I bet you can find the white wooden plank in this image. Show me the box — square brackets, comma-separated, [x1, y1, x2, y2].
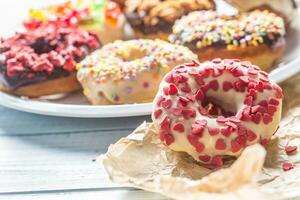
[2, 189, 168, 200]
[0, 106, 150, 135]
[0, 130, 132, 193]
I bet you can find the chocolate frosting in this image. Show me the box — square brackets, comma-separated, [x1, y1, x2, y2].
[0, 22, 100, 90]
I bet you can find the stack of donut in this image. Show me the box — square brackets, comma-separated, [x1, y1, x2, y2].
[0, 0, 288, 169]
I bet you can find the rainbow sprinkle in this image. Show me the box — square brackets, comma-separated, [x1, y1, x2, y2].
[77, 39, 197, 83]
[169, 10, 286, 50]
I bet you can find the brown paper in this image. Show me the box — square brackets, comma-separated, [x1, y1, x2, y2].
[101, 74, 300, 200]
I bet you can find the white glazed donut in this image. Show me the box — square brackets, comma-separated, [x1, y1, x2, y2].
[77, 39, 197, 104]
[152, 58, 283, 167]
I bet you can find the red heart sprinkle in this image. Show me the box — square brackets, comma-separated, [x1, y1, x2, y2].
[244, 96, 253, 106]
[164, 73, 174, 83]
[199, 155, 211, 162]
[195, 88, 204, 100]
[195, 142, 205, 153]
[211, 155, 223, 167]
[260, 139, 269, 146]
[165, 134, 175, 145]
[235, 135, 247, 146]
[215, 139, 227, 150]
[251, 113, 261, 124]
[173, 122, 185, 132]
[154, 109, 162, 119]
[223, 81, 233, 91]
[285, 146, 297, 154]
[163, 87, 169, 95]
[156, 96, 165, 106]
[263, 113, 272, 124]
[187, 134, 199, 146]
[231, 140, 242, 153]
[282, 162, 294, 171]
[160, 116, 170, 131]
[216, 116, 228, 123]
[168, 84, 178, 95]
[209, 80, 219, 91]
[180, 82, 191, 93]
[268, 104, 277, 115]
[208, 127, 219, 135]
[182, 108, 196, 119]
[247, 130, 257, 142]
[161, 99, 172, 109]
[269, 97, 279, 106]
[259, 100, 268, 107]
[191, 124, 204, 136]
[220, 127, 231, 137]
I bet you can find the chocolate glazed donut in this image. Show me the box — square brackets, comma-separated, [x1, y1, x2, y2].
[0, 22, 100, 97]
[124, 0, 215, 40]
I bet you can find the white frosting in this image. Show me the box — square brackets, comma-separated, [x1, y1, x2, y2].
[77, 39, 197, 104]
[152, 59, 283, 165]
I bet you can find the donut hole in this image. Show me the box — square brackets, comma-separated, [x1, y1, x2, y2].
[122, 47, 147, 61]
[201, 97, 237, 118]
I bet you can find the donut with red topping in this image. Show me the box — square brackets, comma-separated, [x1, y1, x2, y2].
[0, 21, 100, 97]
[169, 10, 286, 70]
[152, 59, 283, 167]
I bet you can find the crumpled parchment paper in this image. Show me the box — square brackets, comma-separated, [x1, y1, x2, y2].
[101, 74, 300, 200]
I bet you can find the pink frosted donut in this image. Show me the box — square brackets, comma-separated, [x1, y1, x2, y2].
[152, 58, 283, 167]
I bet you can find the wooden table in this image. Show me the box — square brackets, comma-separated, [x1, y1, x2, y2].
[0, 106, 168, 199]
[0, 2, 166, 198]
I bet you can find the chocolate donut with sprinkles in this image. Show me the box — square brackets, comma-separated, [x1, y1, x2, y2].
[169, 10, 286, 70]
[0, 21, 100, 97]
[76, 39, 197, 105]
[152, 58, 283, 167]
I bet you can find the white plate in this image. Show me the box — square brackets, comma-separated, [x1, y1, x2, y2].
[1, 7, 300, 118]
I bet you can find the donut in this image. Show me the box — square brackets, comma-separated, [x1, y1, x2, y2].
[26, 0, 125, 44]
[76, 39, 197, 105]
[123, 0, 215, 40]
[0, 21, 100, 97]
[169, 10, 286, 70]
[152, 59, 283, 167]
[224, 0, 298, 26]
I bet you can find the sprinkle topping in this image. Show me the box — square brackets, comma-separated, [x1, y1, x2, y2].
[152, 58, 283, 167]
[77, 39, 197, 83]
[169, 10, 286, 50]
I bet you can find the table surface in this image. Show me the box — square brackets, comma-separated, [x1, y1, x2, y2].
[0, 106, 169, 200]
[1, 1, 300, 200]
[0, 1, 167, 199]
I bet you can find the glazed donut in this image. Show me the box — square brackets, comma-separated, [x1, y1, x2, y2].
[0, 22, 100, 97]
[26, 0, 125, 44]
[152, 59, 283, 167]
[76, 39, 197, 105]
[169, 10, 286, 70]
[124, 0, 215, 40]
[224, 0, 298, 26]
